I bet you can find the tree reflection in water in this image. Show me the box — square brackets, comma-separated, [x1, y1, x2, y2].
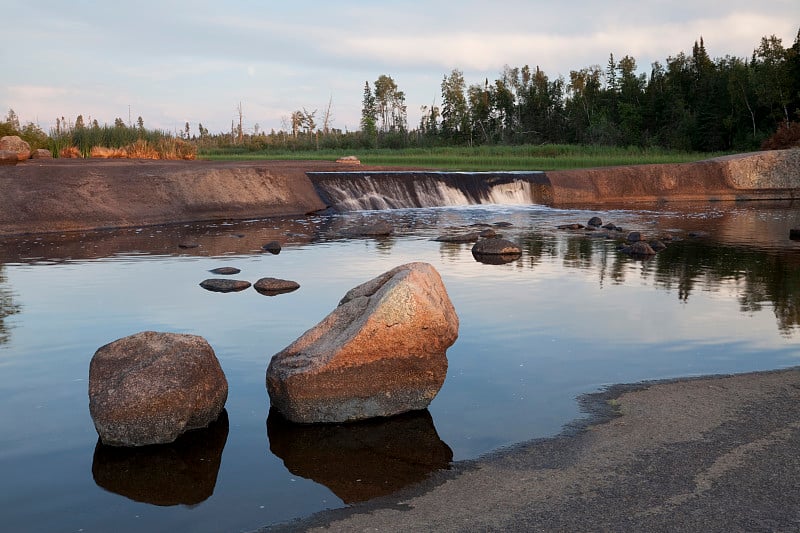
[516, 230, 800, 334]
[0, 265, 20, 346]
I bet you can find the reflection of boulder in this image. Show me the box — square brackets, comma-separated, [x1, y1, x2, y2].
[473, 252, 521, 265]
[92, 410, 228, 506]
[267, 409, 452, 504]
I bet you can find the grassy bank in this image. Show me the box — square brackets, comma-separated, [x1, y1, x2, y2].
[199, 144, 731, 171]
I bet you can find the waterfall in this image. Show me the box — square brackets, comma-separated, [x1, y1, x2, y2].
[307, 171, 552, 211]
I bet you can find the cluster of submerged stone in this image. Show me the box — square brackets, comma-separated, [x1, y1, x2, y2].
[88, 262, 459, 446]
[558, 216, 670, 257]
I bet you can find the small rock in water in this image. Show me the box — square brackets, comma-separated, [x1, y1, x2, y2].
[262, 241, 282, 254]
[493, 221, 513, 227]
[178, 242, 200, 249]
[557, 223, 584, 230]
[435, 232, 481, 243]
[200, 279, 251, 293]
[254, 277, 300, 296]
[209, 267, 241, 275]
[471, 238, 522, 258]
[649, 240, 667, 252]
[587, 216, 603, 227]
[619, 241, 657, 257]
[626, 231, 642, 242]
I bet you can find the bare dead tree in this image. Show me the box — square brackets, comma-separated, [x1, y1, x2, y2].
[236, 101, 244, 144]
[321, 95, 334, 135]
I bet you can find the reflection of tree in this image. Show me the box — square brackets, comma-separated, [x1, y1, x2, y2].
[0, 265, 21, 346]
[515, 232, 800, 334]
[562, 235, 595, 270]
[519, 233, 557, 270]
[647, 241, 800, 331]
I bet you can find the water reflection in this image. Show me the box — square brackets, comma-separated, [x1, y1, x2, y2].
[0, 265, 20, 345]
[92, 410, 228, 506]
[267, 409, 452, 503]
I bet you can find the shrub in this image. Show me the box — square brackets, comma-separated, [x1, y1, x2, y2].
[125, 139, 160, 159]
[90, 146, 127, 158]
[59, 146, 82, 158]
[157, 138, 197, 160]
[761, 122, 800, 150]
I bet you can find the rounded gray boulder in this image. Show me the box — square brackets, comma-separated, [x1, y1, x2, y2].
[88, 331, 228, 446]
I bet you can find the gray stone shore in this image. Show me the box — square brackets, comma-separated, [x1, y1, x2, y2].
[259, 367, 800, 532]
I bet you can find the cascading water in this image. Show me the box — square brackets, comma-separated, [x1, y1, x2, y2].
[307, 171, 553, 211]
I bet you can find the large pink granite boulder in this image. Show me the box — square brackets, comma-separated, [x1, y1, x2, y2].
[89, 331, 228, 446]
[0, 135, 31, 160]
[267, 262, 459, 423]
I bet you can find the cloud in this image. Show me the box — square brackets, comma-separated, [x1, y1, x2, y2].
[1, 1, 797, 134]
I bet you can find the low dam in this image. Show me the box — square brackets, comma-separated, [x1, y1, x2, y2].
[307, 171, 552, 210]
[0, 149, 798, 235]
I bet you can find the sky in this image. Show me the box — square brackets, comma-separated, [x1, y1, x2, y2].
[2, 1, 798, 136]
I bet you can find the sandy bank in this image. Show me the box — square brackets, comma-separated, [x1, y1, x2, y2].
[262, 367, 800, 532]
[0, 159, 338, 236]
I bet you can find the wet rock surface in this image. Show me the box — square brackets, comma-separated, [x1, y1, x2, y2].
[471, 238, 522, 256]
[88, 331, 228, 446]
[270, 369, 800, 533]
[262, 241, 282, 254]
[254, 277, 300, 295]
[266, 262, 458, 423]
[209, 266, 241, 275]
[200, 278, 252, 292]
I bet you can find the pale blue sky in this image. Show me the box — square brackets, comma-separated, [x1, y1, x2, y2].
[2, 0, 797, 136]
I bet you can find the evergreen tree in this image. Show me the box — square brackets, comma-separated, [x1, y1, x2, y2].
[360, 81, 377, 134]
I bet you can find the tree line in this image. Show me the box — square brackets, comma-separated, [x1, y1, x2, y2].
[374, 31, 799, 152]
[214, 29, 800, 153]
[2, 29, 798, 155]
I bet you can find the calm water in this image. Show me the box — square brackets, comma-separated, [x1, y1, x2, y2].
[1, 201, 799, 532]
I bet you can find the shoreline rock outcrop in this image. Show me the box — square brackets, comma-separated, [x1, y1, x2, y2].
[266, 262, 459, 424]
[0, 135, 31, 161]
[88, 331, 228, 446]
